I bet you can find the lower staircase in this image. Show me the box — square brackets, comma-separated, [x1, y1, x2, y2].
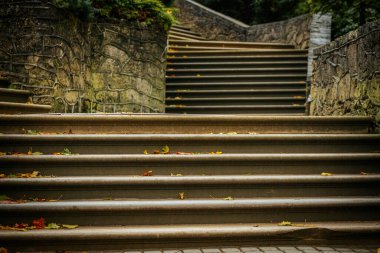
[166, 25, 307, 115]
[0, 77, 51, 114]
[0, 114, 379, 250]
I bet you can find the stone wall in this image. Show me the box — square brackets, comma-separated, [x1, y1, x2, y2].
[247, 14, 313, 49]
[310, 20, 380, 128]
[173, 0, 248, 41]
[0, 0, 167, 113]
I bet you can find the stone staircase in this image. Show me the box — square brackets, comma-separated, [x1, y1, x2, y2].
[0, 114, 379, 250]
[166, 25, 307, 114]
[0, 78, 51, 114]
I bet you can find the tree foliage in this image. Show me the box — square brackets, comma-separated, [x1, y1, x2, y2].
[195, 0, 379, 38]
[52, 0, 176, 31]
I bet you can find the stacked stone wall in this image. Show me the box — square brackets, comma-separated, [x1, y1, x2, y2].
[310, 20, 380, 128]
[0, 0, 167, 113]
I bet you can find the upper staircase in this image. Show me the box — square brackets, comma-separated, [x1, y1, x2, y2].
[0, 78, 51, 114]
[166, 25, 308, 115]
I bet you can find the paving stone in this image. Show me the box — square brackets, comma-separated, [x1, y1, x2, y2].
[221, 248, 242, 253]
[316, 248, 334, 251]
[353, 250, 371, 253]
[124, 251, 142, 253]
[297, 247, 317, 251]
[163, 251, 182, 253]
[259, 248, 278, 251]
[144, 251, 162, 253]
[240, 248, 262, 253]
[202, 249, 222, 253]
[279, 248, 298, 251]
[333, 249, 353, 252]
[183, 250, 202, 253]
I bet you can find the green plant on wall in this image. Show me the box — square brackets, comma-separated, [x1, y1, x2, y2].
[52, 0, 175, 31]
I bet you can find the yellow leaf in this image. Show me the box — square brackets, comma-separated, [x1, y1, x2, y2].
[144, 149, 149, 155]
[226, 132, 238, 135]
[61, 224, 78, 229]
[321, 172, 334, 176]
[162, 145, 170, 154]
[179, 192, 185, 200]
[224, 196, 234, 200]
[171, 173, 183, 177]
[0, 152, 5, 156]
[278, 221, 292, 226]
[174, 96, 182, 100]
[0, 174, 5, 178]
[196, 74, 202, 77]
[182, 55, 188, 58]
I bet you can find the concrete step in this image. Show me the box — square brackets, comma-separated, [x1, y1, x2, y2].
[169, 34, 202, 41]
[2, 175, 380, 200]
[165, 97, 306, 106]
[0, 78, 10, 88]
[167, 61, 308, 69]
[166, 81, 307, 90]
[0, 153, 378, 176]
[166, 68, 307, 76]
[1, 197, 379, 225]
[166, 74, 307, 83]
[166, 89, 306, 98]
[170, 27, 202, 37]
[1, 222, 379, 250]
[169, 31, 205, 40]
[168, 40, 295, 50]
[0, 88, 32, 103]
[167, 55, 308, 63]
[2, 134, 379, 154]
[0, 101, 51, 114]
[167, 50, 308, 57]
[165, 104, 306, 114]
[0, 115, 372, 134]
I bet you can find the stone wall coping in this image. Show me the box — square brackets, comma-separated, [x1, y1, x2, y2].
[248, 14, 312, 30]
[183, 0, 249, 28]
[313, 19, 380, 56]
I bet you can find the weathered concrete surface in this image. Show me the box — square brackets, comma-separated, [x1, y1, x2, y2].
[310, 20, 380, 129]
[0, 1, 167, 113]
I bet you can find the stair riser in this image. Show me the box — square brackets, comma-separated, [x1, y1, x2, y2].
[170, 28, 201, 36]
[0, 116, 372, 134]
[166, 92, 306, 98]
[167, 62, 308, 69]
[2, 183, 380, 200]
[0, 93, 30, 103]
[166, 83, 306, 90]
[1, 206, 379, 225]
[1, 158, 378, 176]
[168, 51, 307, 57]
[2, 138, 379, 154]
[166, 99, 305, 106]
[0, 105, 50, 114]
[167, 57, 308, 63]
[166, 76, 307, 83]
[165, 107, 306, 114]
[166, 69, 307, 76]
[168, 43, 294, 50]
[169, 31, 205, 40]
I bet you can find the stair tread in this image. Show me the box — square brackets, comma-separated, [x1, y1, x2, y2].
[0, 88, 32, 95]
[166, 67, 308, 72]
[166, 105, 306, 108]
[1, 221, 379, 239]
[0, 101, 51, 109]
[166, 74, 307, 79]
[1, 198, 380, 213]
[167, 62, 307, 67]
[168, 39, 294, 47]
[166, 97, 306, 101]
[167, 89, 306, 93]
[2, 174, 380, 186]
[169, 35, 203, 41]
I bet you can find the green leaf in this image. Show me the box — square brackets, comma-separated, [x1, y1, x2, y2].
[62, 224, 78, 229]
[46, 223, 60, 229]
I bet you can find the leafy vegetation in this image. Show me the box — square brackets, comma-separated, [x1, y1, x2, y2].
[52, 0, 176, 31]
[195, 0, 379, 38]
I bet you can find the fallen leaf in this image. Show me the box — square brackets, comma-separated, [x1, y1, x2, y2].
[293, 96, 304, 99]
[171, 173, 183, 177]
[61, 224, 78, 229]
[179, 192, 185, 200]
[224, 196, 234, 200]
[278, 221, 292, 226]
[174, 96, 182, 100]
[196, 74, 202, 77]
[182, 55, 188, 58]
[46, 223, 60, 229]
[209, 151, 223, 155]
[143, 149, 149, 155]
[0, 152, 6, 156]
[143, 170, 153, 176]
[226, 132, 238, 135]
[321, 172, 334, 176]
[15, 223, 28, 229]
[32, 217, 45, 229]
[162, 145, 170, 154]
[0, 174, 5, 178]
[176, 152, 193, 155]
[360, 172, 368, 175]
[16, 171, 40, 178]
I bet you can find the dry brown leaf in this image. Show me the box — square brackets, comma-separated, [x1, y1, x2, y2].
[179, 192, 185, 200]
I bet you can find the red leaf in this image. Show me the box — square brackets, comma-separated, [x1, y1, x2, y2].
[143, 170, 153, 176]
[15, 223, 28, 229]
[32, 217, 45, 229]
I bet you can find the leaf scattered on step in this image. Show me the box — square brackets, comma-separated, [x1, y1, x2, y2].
[143, 170, 153, 176]
[226, 132, 238, 135]
[208, 151, 223, 155]
[52, 148, 77, 156]
[61, 224, 79, 229]
[321, 172, 334, 176]
[182, 55, 188, 58]
[360, 172, 368, 175]
[196, 74, 201, 77]
[162, 145, 170, 154]
[176, 152, 194, 155]
[224, 196, 234, 200]
[174, 96, 182, 100]
[46, 223, 60, 229]
[33, 217, 45, 229]
[22, 129, 40, 135]
[179, 192, 185, 200]
[144, 149, 149, 155]
[171, 173, 183, 177]
[0, 171, 54, 179]
[293, 96, 304, 99]
[278, 221, 292, 226]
